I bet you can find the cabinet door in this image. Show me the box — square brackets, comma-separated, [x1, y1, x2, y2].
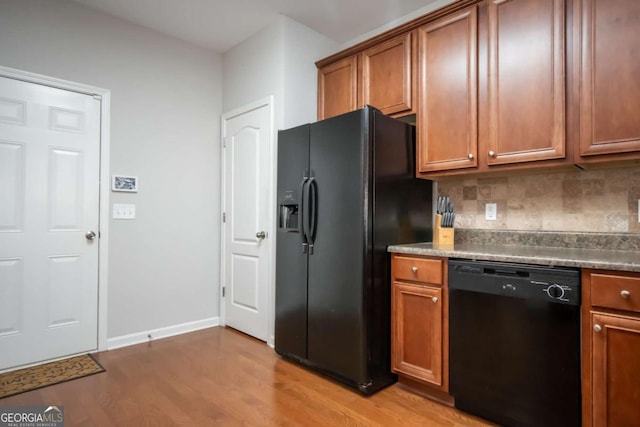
[486, 0, 565, 165]
[417, 7, 478, 173]
[591, 312, 640, 427]
[361, 32, 415, 117]
[391, 282, 442, 386]
[317, 56, 359, 120]
[579, 0, 640, 157]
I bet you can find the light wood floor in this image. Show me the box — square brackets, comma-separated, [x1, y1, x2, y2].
[3, 327, 492, 426]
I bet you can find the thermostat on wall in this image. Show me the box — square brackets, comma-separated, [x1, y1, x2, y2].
[112, 175, 138, 192]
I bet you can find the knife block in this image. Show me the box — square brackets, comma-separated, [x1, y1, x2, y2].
[433, 214, 454, 248]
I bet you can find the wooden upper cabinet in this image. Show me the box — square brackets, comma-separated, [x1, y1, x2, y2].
[578, 0, 640, 158]
[485, 0, 566, 165]
[318, 31, 416, 120]
[361, 32, 416, 117]
[417, 7, 478, 173]
[317, 55, 358, 120]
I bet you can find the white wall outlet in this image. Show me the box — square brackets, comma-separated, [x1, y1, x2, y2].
[113, 203, 136, 219]
[485, 203, 497, 221]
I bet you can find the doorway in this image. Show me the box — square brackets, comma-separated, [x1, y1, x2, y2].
[0, 66, 110, 371]
[220, 97, 274, 344]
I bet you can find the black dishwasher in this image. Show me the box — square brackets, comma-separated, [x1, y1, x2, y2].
[448, 259, 581, 427]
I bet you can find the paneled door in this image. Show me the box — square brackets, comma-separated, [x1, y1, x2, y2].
[578, 0, 640, 157]
[0, 76, 100, 370]
[485, 0, 566, 165]
[317, 56, 359, 120]
[417, 6, 478, 173]
[222, 98, 272, 342]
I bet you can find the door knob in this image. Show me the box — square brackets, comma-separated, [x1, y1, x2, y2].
[593, 324, 602, 333]
[621, 290, 631, 299]
[468, 153, 474, 160]
[432, 296, 439, 304]
[488, 150, 496, 157]
[85, 231, 97, 240]
[256, 231, 266, 240]
[411, 266, 418, 273]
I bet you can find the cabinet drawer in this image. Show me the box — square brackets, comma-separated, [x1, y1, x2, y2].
[591, 273, 640, 313]
[392, 255, 442, 285]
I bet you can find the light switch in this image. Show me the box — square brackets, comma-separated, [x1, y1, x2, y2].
[113, 203, 136, 219]
[485, 203, 497, 221]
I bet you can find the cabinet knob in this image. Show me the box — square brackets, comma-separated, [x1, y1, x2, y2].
[488, 150, 496, 157]
[411, 266, 418, 273]
[593, 324, 602, 333]
[432, 296, 438, 304]
[468, 153, 474, 160]
[621, 290, 631, 299]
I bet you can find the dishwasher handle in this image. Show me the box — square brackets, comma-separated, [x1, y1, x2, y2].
[483, 268, 530, 278]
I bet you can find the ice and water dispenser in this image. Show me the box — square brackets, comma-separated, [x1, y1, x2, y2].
[279, 190, 299, 232]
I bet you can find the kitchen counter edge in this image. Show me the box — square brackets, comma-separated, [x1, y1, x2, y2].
[387, 242, 640, 273]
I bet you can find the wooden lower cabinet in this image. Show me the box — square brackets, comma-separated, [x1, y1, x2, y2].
[590, 312, 640, 426]
[391, 254, 449, 400]
[392, 282, 442, 385]
[582, 269, 640, 426]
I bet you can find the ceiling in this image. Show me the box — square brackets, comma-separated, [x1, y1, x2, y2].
[70, 0, 447, 53]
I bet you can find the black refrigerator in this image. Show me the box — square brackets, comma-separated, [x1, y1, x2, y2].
[275, 106, 432, 395]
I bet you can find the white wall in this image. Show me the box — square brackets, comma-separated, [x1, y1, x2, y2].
[223, 16, 338, 129]
[340, 0, 456, 49]
[282, 18, 339, 129]
[0, 0, 223, 340]
[223, 17, 286, 128]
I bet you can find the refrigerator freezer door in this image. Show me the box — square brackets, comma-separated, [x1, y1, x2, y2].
[307, 110, 368, 385]
[275, 124, 310, 360]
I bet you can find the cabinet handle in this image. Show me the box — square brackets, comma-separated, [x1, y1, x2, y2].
[593, 324, 602, 333]
[432, 296, 438, 304]
[468, 153, 474, 160]
[411, 266, 418, 273]
[488, 150, 496, 157]
[621, 290, 631, 299]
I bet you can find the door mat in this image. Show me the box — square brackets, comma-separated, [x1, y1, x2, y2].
[0, 354, 105, 399]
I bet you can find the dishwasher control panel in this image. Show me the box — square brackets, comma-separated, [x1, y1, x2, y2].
[532, 280, 578, 304]
[449, 259, 581, 306]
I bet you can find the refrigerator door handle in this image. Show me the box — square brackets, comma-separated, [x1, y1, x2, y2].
[307, 177, 318, 254]
[299, 176, 309, 253]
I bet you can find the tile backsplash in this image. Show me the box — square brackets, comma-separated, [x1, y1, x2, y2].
[437, 165, 640, 234]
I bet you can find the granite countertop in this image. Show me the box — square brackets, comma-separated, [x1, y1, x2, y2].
[387, 230, 640, 273]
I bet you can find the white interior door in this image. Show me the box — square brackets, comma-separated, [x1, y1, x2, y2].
[222, 99, 272, 342]
[0, 76, 100, 370]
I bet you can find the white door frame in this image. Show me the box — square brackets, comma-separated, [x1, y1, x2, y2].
[220, 96, 276, 347]
[0, 65, 110, 352]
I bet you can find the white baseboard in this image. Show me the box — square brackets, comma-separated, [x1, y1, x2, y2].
[106, 317, 220, 350]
